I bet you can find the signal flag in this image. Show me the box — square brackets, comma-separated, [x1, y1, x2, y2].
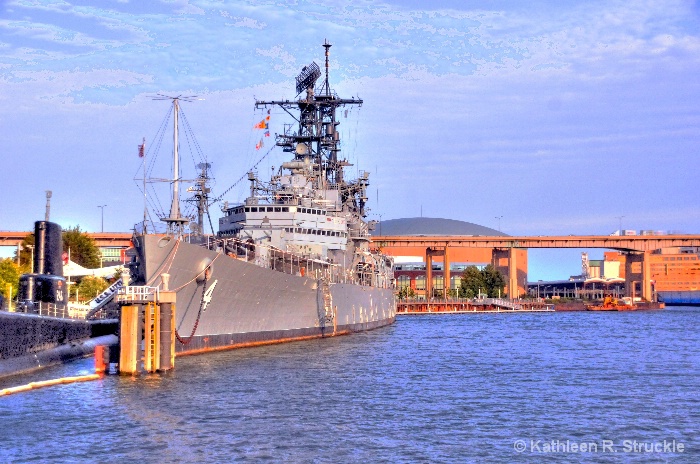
[138, 137, 145, 158]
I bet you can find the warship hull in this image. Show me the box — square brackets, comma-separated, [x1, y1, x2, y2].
[134, 235, 396, 355]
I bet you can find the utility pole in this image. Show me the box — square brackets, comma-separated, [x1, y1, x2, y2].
[616, 215, 625, 235]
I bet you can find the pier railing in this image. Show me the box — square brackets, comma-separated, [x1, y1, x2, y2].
[117, 286, 160, 304]
[12, 301, 108, 320]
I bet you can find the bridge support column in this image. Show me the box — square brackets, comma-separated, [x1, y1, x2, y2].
[643, 251, 652, 302]
[426, 249, 433, 299]
[509, 247, 518, 299]
[492, 248, 518, 298]
[444, 245, 450, 297]
[624, 252, 652, 302]
[426, 245, 450, 299]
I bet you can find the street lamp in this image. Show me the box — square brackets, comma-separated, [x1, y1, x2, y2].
[98, 205, 107, 233]
[616, 215, 625, 235]
[495, 216, 503, 233]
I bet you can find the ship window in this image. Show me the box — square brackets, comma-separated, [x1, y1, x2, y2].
[275, 207, 281, 212]
[282, 207, 288, 212]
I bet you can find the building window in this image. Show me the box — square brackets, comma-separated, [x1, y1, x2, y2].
[415, 275, 426, 290]
[397, 275, 411, 289]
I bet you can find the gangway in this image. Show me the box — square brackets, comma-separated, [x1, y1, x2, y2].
[85, 279, 124, 319]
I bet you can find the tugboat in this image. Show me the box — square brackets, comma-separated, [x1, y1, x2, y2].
[586, 295, 637, 311]
[127, 41, 396, 355]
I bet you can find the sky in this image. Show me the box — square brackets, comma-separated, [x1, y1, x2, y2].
[1, 0, 699, 279]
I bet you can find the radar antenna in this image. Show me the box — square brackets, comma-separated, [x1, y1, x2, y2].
[295, 62, 321, 96]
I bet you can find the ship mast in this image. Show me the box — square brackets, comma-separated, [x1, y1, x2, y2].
[254, 41, 363, 203]
[161, 97, 188, 235]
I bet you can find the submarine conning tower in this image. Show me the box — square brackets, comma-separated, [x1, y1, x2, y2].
[34, 221, 64, 276]
[18, 221, 68, 312]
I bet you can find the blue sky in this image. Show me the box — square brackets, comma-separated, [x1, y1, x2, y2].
[1, 0, 699, 279]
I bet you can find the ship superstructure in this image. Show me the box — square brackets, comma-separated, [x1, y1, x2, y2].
[218, 40, 392, 289]
[125, 42, 396, 355]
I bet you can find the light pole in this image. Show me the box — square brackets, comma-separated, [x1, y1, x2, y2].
[495, 216, 503, 233]
[616, 215, 625, 235]
[98, 205, 107, 233]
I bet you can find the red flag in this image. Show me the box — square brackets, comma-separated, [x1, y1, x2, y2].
[138, 137, 145, 158]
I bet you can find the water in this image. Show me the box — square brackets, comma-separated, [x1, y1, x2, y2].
[2, 307, 699, 463]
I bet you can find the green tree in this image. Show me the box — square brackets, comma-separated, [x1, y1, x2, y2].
[63, 226, 101, 268]
[482, 264, 506, 298]
[12, 233, 35, 273]
[397, 286, 416, 300]
[75, 276, 109, 302]
[0, 258, 21, 301]
[459, 265, 485, 298]
[459, 265, 506, 298]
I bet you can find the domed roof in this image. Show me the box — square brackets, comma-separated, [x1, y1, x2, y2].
[372, 217, 507, 237]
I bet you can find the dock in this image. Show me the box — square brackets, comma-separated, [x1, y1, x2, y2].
[397, 298, 554, 315]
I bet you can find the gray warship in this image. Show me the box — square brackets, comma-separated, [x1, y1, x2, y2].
[129, 42, 396, 355]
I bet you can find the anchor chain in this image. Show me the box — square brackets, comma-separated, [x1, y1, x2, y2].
[175, 268, 209, 345]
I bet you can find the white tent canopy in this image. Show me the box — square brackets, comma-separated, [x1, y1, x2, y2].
[63, 260, 124, 278]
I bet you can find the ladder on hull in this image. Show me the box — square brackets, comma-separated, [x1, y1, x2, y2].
[318, 279, 335, 332]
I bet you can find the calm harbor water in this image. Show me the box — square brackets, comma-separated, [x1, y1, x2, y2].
[1, 307, 699, 463]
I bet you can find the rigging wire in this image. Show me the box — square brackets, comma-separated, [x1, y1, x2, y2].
[209, 144, 276, 207]
[132, 103, 173, 223]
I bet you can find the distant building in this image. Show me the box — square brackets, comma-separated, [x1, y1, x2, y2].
[556, 248, 700, 303]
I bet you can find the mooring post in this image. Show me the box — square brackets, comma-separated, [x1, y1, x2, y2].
[118, 303, 140, 375]
[158, 273, 176, 371]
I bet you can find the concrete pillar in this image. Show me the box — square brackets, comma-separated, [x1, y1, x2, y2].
[426, 249, 433, 299]
[444, 244, 450, 297]
[509, 247, 518, 299]
[624, 252, 651, 301]
[625, 253, 634, 298]
[642, 251, 652, 302]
